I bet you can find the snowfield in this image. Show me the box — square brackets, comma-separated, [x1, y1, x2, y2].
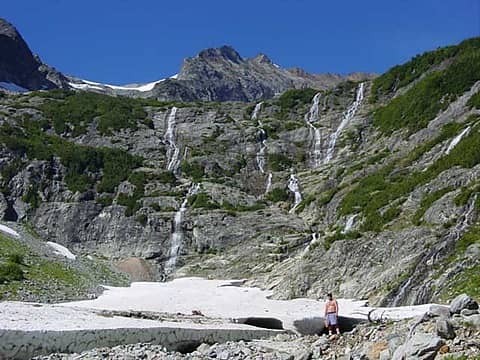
[46, 241, 76, 260]
[63, 278, 437, 329]
[0, 224, 20, 238]
[68, 74, 179, 93]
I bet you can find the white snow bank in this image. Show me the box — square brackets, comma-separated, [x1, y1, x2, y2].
[0, 224, 20, 238]
[0, 301, 263, 332]
[69, 74, 178, 93]
[0, 82, 28, 93]
[46, 242, 76, 260]
[62, 278, 436, 330]
[68, 82, 104, 91]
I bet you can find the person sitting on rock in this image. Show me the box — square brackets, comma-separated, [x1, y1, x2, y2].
[324, 292, 340, 335]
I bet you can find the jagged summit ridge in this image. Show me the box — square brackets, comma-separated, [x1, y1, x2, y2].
[0, 18, 67, 91]
[0, 17, 375, 101]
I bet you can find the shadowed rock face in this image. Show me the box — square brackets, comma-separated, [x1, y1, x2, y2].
[0, 18, 67, 90]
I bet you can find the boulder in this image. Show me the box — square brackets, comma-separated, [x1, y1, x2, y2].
[450, 294, 479, 314]
[392, 333, 444, 360]
[428, 305, 451, 319]
[463, 314, 480, 328]
[460, 308, 479, 317]
[436, 319, 456, 340]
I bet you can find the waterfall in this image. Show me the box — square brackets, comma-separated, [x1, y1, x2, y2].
[256, 140, 267, 174]
[302, 233, 319, 256]
[164, 183, 200, 274]
[304, 93, 322, 167]
[265, 173, 273, 195]
[251, 102, 263, 121]
[288, 174, 302, 213]
[343, 214, 357, 233]
[324, 82, 365, 164]
[252, 102, 272, 195]
[445, 126, 471, 154]
[254, 102, 267, 174]
[164, 107, 181, 172]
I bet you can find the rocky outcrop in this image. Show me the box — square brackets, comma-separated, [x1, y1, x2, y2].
[450, 293, 479, 314]
[0, 18, 67, 91]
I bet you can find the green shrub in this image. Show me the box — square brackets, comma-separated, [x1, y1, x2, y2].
[135, 213, 148, 226]
[39, 91, 150, 135]
[370, 37, 480, 102]
[22, 185, 41, 209]
[455, 184, 480, 206]
[0, 262, 24, 283]
[117, 194, 142, 216]
[180, 160, 205, 182]
[373, 48, 480, 134]
[456, 225, 480, 254]
[413, 187, 454, 225]
[324, 230, 361, 250]
[317, 188, 337, 206]
[188, 192, 220, 210]
[277, 88, 319, 111]
[96, 194, 113, 207]
[295, 194, 315, 213]
[7, 253, 24, 265]
[268, 153, 292, 171]
[221, 201, 265, 212]
[265, 187, 289, 202]
[340, 124, 480, 232]
[0, 122, 143, 194]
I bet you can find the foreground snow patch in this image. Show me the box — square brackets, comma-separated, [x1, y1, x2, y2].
[0, 82, 28, 93]
[62, 278, 437, 330]
[46, 242, 76, 260]
[0, 224, 20, 238]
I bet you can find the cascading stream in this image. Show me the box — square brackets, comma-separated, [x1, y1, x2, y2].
[252, 102, 273, 195]
[445, 126, 471, 154]
[253, 103, 267, 174]
[251, 102, 263, 121]
[304, 93, 322, 167]
[164, 183, 200, 275]
[343, 214, 357, 233]
[265, 173, 273, 195]
[302, 233, 319, 256]
[288, 174, 302, 213]
[324, 82, 365, 164]
[164, 107, 181, 172]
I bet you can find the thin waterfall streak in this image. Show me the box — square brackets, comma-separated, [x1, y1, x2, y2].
[324, 82, 364, 163]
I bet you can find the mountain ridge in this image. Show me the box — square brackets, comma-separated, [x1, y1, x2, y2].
[0, 17, 375, 101]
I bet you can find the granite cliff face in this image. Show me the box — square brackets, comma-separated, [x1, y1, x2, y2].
[0, 18, 479, 308]
[0, 18, 67, 91]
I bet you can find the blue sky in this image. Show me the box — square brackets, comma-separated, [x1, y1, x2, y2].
[3, 0, 479, 85]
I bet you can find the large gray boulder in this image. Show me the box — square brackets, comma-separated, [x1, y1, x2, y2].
[463, 314, 480, 328]
[436, 319, 456, 340]
[428, 305, 451, 319]
[450, 294, 479, 314]
[392, 333, 444, 360]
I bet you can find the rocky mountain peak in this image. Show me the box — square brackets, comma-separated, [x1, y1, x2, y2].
[252, 53, 273, 65]
[0, 18, 20, 39]
[198, 45, 243, 64]
[0, 17, 67, 91]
